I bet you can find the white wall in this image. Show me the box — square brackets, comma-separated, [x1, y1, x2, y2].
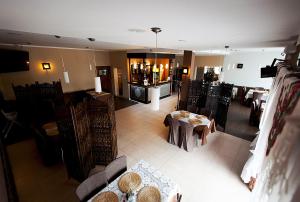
[223, 51, 283, 89]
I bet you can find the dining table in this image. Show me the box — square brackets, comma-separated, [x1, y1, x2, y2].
[167, 111, 213, 151]
[88, 160, 180, 202]
[245, 89, 269, 101]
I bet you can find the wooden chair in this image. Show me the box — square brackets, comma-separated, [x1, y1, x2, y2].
[194, 118, 216, 145]
[75, 170, 107, 202]
[201, 119, 216, 145]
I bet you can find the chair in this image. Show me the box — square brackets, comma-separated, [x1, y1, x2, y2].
[199, 108, 213, 120]
[164, 114, 180, 145]
[249, 99, 262, 126]
[75, 170, 107, 202]
[237, 86, 246, 104]
[249, 101, 257, 126]
[220, 82, 233, 99]
[76, 156, 127, 201]
[1, 110, 22, 139]
[105, 155, 127, 183]
[194, 118, 216, 145]
[215, 97, 230, 131]
[32, 125, 62, 166]
[252, 92, 263, 105]
[202, 119, 216, 145]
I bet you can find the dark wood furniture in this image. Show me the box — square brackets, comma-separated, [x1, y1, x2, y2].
[87, 91, 118, 165]
[56, 92, 118, 182]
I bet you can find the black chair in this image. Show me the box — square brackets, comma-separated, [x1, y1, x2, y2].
[32, 125, 61, 166]
[215, 97, 230, 131]
[237, 86, 246, 104]
[204, 84, 221, 117]
[220, 83, 234, 99]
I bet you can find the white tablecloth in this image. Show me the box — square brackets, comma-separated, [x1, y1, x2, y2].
[232, 87, 238, 99]
[88, 160, 180, 202]
[170, 111, 210, 127]
[245, 89, 269, 101]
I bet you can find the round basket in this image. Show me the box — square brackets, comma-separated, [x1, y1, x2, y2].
[92, 191, 118, 202]
[137, 186, 161, 202]
[118, 172, 142, 193]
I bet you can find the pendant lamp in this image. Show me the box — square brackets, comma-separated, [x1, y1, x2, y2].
[151, 27, 162, 111]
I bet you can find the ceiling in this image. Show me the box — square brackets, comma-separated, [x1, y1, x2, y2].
[0, 0, 299, 52]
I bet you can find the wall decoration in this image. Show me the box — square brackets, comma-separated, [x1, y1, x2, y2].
[237, 63, 243, 69]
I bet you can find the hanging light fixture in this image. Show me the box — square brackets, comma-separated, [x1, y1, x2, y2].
[88, 38, 102, 93]
[60, 55, 70, 84]
[150, 27, 162, 111]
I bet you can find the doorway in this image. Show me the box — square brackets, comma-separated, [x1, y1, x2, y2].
[96, 66, 112, 93]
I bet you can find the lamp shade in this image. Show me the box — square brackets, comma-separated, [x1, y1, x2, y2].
[95, 77, 102, 93]
[63, 71, 70, 83]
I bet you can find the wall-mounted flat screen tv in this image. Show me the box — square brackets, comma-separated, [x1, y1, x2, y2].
[0, 49, 29, 73]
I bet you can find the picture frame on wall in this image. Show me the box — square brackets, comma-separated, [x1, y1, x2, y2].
[237, 63, 243, 69]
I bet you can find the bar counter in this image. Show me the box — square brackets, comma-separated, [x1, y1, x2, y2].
[129, 81, 171, 104]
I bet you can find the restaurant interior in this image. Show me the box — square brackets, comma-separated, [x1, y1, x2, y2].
[0, 1, 300, 202]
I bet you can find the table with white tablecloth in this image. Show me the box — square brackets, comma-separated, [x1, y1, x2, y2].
[88, 160, 180, 202]
[170, 111, 213, 150]
[245, 89, 269, 101]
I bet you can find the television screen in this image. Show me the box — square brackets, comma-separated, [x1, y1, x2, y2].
[0, 49, 29, 73]
[261, 66, 277, 78]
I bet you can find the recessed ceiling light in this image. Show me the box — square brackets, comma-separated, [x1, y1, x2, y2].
[88, 38, 95, 42]
[128, 28, 146, 33]
[54, 35, 61, 38]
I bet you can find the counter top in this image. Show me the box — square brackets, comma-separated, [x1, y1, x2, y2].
[129, 81, 171, 88]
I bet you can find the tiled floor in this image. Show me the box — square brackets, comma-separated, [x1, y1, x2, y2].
[7, 95, 252, 202]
